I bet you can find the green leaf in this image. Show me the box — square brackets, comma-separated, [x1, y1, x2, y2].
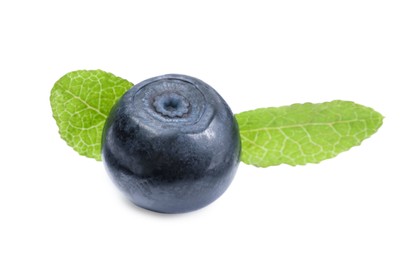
[50, 70, 133, 160]
[235, 100, 383, 167]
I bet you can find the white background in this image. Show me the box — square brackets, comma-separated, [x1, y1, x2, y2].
[1, 1, 418, 259]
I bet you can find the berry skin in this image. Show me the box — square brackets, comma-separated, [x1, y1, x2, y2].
[102, 74, 241, 213]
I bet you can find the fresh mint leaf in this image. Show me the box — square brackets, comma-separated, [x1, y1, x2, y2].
[235, 100, 383, 167]
[50, 70, 133, 160]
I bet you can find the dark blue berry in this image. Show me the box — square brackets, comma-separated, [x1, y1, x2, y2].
[102, 74, 241, 213]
